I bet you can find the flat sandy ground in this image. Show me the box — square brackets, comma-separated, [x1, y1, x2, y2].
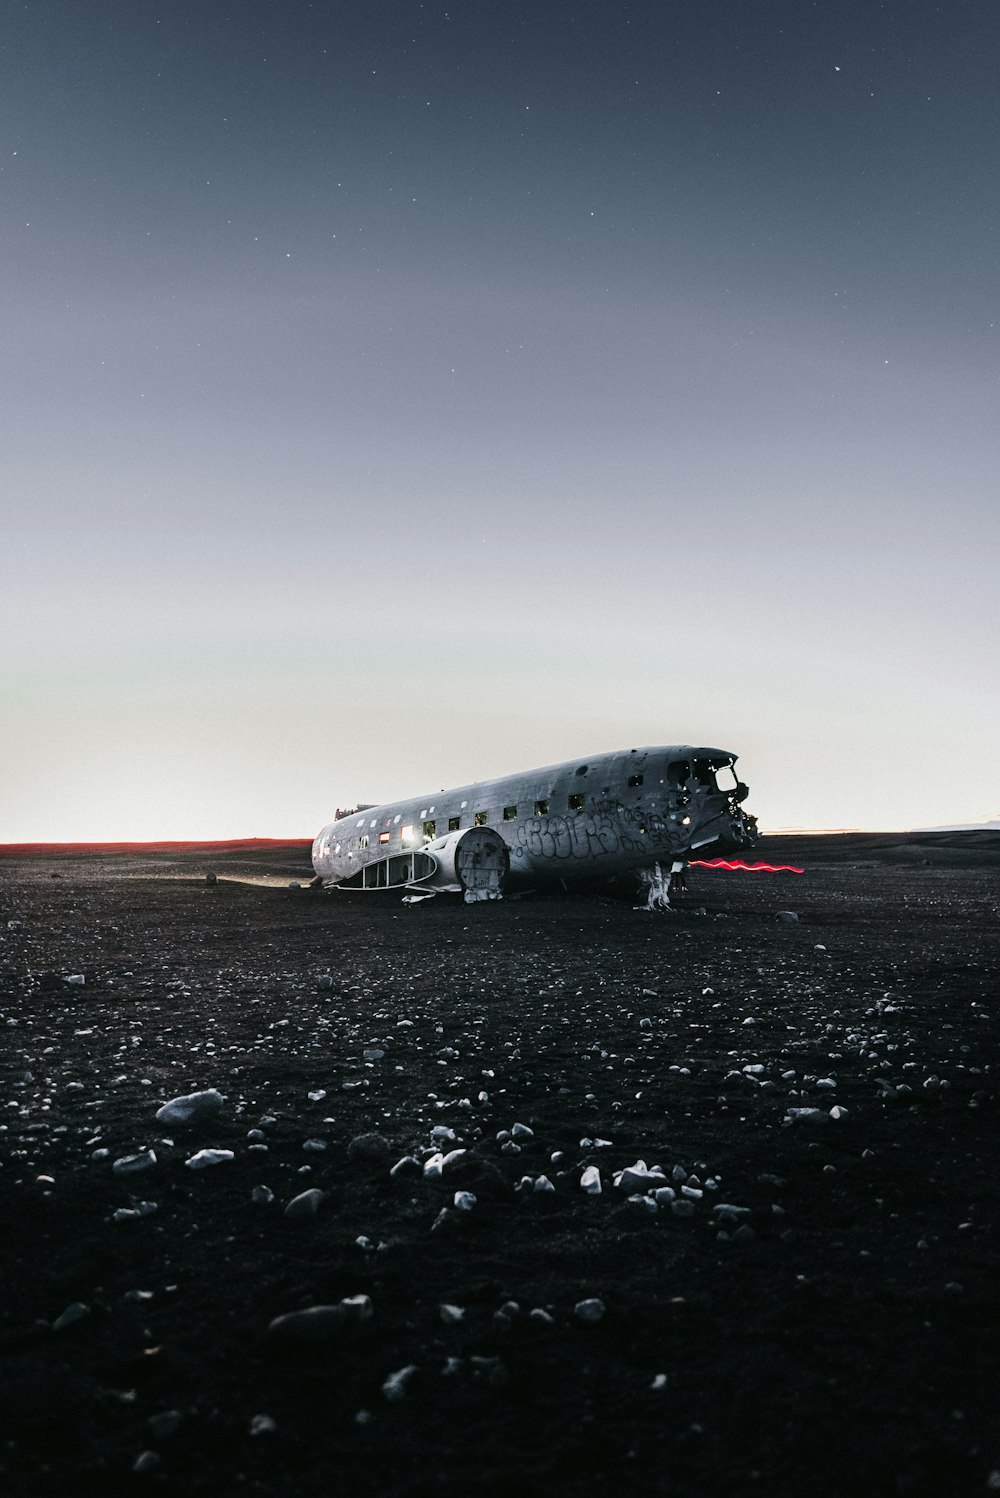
[0, 834, 997, 1497]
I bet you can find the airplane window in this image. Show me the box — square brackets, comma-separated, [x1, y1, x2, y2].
[393, 814, 402, 824]
[360, 835, 369, 850]
[575, 765, 588, 776]
[667, 760, 690, 787]
[419, 809, 427, 818]
[334, 843, 341, 855]
[503, 804, 518, 821]
[534, 799, 549, 816]
[370, 818, 378, 827]
[628, 774, 644, 788]
[568, 793, 584, 811]
[379, 832, 390, 845]
[401, 824, 416, 844]
[356, 818, 365, 828]
[423, 820, 436, 840]
[475, 811, 488, 826]
[460, 800, 468, 809]
[448, 816, 460, 832]
[711, 761, 739, 792]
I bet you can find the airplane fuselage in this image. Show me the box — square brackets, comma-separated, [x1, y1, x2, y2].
[312, 744, 756, 897]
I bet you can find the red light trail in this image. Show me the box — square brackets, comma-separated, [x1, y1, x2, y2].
[690, 858, 805, 874]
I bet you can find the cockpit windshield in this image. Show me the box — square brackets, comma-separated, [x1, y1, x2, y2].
[708, 759, 739, 794]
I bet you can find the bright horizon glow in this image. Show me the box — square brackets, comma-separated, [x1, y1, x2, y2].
[2, 4, 997, 843]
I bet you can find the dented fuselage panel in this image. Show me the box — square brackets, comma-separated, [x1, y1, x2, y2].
[311, 745, 756, 897]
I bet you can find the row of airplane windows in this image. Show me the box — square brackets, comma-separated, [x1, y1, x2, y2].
[338, 778, 659, 854]
[352, 775, 649, 833]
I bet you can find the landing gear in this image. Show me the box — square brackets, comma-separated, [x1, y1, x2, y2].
[636, 863, 672, 911]
[635, 858, 689, 912]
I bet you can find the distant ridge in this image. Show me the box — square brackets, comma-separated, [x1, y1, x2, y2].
[910, 820, 1000, 834]
[0, 838, 312, 856]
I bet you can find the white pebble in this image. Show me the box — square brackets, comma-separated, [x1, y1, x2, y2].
[52, 1302, 90, 1331]
[284, 1188, 325, 1219]
[155, 1090, 224, 1126]
[574, 1298, 606, 1324]
[185, 1149, 234, 1169]
[382, 1364, 418, 1402]
[112, 1150, 157, 1175]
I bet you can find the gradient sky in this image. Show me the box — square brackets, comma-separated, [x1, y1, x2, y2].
[3, 0, 997, 840]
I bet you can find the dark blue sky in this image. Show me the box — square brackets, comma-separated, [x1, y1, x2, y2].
[3, 1, 997, 836]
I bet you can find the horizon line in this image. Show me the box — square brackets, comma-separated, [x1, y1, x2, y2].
[2, 826, 996, 854]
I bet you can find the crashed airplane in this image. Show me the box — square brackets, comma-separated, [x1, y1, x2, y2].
[312, 745, 757, 903]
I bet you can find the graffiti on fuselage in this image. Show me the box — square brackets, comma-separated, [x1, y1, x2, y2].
[509, 803, 686, 866]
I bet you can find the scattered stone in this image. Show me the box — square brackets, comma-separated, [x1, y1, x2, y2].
[511, 1122, 534, 1141]
[284, 1188, 325, 1219]
[65, 974, 85, 987]
[132, 1451, 161, 1474]
[269, 1305, 353, 1341]
[251, 1185, 274, 1204]
[342, 1294, 374, 1322]
[249, 1414, 277, 1436]
[776, 911, 799, 923]
[348, 1133, 391, 1164]
[185, 1148, 234, 1169]
[580, 1166, 602, 1195]
[439, 1303, 465, 1325]
[112, 1150, 157, 1175]
[614, 1161, 667, 1192]
[574, 1298, 606, 1324]
[382, 1364, 418, 1401]
[784, 1108, 829, 1126]
[156, 1089, 225, 1126]
[52, 1302, 90, 1331]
